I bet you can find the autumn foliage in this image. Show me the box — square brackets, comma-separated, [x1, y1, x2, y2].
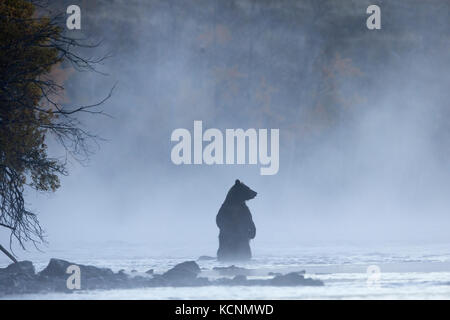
[0, 0, 108, 251]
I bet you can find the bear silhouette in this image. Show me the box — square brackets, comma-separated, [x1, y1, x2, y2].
[216, 179, 257, 261]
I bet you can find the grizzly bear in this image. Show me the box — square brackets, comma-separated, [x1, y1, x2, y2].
[216, 179, 257, 261]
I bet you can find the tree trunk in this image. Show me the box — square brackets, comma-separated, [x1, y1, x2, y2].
[0, 244, 18, 263]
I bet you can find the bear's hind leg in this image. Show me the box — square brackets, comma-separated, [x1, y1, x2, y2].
[218, 233, 235, 261]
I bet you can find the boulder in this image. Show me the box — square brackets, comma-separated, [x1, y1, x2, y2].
[162, 261, 202, 286]
[0, 261, 35, 276]
[270, 272, 323, 286]
[0, 261, 42, 295]
[230, 275, 248, 285]
[37, 258, 120, 292]
[294, 270, 306, 275]
[1, 258, 324, 296]
[163, 261, 200, 278]
[40, 258, 114, 279]
[213, 265, 252, 276]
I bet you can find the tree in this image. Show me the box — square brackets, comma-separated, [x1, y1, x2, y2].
[0, 0, 111, 261]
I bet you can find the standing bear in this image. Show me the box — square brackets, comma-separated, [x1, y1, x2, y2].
[216, 179, 257, 261]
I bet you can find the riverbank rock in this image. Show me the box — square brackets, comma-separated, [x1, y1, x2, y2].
[0, 260, 35, 276]
[270, 272, 323, 286]
[0, 261, 41, 295]
[38, 258, 125, 292]
[40, 258, 114, 279]
[213, 265, 253, 276]
[145, 269, 154, 275]
[161, 261, 203, 286]
[0, 259, 324, 296]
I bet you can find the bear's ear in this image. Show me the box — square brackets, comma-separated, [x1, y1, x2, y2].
[235, 179, 240, 185]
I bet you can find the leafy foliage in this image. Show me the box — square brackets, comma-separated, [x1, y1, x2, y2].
[0, 0, 109, 250]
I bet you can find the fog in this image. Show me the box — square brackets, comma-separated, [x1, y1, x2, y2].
[2, 0, 450, 259]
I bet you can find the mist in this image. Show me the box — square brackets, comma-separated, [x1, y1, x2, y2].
[2, 0, 450, 260]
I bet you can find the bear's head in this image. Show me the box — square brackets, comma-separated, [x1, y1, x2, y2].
[224, 179, 257, 204]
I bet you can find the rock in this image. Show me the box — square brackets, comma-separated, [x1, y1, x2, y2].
[163, 261, 200, 278]
[162, 261, 202, 286]
[40, 258, 114, 279]
[0, 261, 43, 295]
[74, 264, 115, 279]
[270, 272, 323, 286]
[145, 269, 154, 275]
[315, 272, 331, 275]
[294, 270, 306, 275]
[197, 255, 216, 261]
[0, 258, 324, 296]
[39, 259, 72, 277]
[231, 275, 248, 285]
[213, 272, 323, 287]
[268, 270, 304, 276]
[213, 276, 247, 286]
[37, 258, 119, 292]
[213, 265, 253, 276]
[149, 274, 168, 286]
[194, 277, 210, 286]
[0, 261, 35, 276]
